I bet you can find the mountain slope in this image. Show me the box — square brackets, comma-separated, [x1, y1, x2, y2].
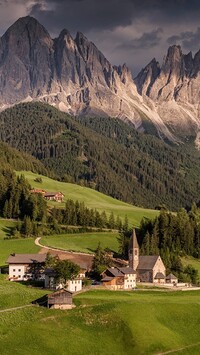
[0, 16, 179, 143]
[134, 45, 200, 146]
[0, 141, 48, 175]
[1, 102, 200, 210]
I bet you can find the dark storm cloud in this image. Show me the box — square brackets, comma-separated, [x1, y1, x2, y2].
[30, 0, 134, 33]
[117, 28, 163, 51]
[167, 28, 200, 51]
[1, 0, 200, 75]
[29, 0, 200, 34]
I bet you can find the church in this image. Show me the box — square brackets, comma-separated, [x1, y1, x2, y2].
[129, 230, 166, 284]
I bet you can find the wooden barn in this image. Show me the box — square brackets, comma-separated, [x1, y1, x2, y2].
[47, 289, 74, 309]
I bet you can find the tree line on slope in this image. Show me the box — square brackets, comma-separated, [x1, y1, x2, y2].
[0, 166, 122, 238]
[118, 206, 200, 284]
[1, 102, 200, 210]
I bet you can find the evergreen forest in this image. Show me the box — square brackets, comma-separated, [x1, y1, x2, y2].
[1, 102, 200, 210]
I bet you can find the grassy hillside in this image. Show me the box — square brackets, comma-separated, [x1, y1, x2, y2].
[2, 102, 200, 210]
[0, 219, 40, 266]
[0, 283, 200, 354]
[17, 171, 159, 227]
[41, 231, 119, 254]
[182, 256, 200, 275]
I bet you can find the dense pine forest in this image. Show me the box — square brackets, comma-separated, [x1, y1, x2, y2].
[1, 102, 200, 210]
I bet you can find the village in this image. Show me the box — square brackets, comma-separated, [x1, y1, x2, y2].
[6, 230, 192, 310]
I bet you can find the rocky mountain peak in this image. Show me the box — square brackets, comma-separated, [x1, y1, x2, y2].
[4, 16, 52, 46]
[161, 45, 183, 77]
[1, 16, 200, 146]
[134, 58, 160, 96]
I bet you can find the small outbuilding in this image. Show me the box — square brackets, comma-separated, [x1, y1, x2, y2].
[154, 272, 166, 284]
[166, 273, 178, 284]
[47, 289, 74, 309]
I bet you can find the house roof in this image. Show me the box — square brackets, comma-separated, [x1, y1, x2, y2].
[118, 267, 136, 275]
[154, 272, 165, 279]
[101, 276, 114, 282]
[106, 268, 123, 277]
[103, 266, 136, 279]
[7, 253, 47, 264]
[137, 255, 159, 270]
[48, 288, 73, 298]
[166, 273, 177, 280]
[44, 192, 64, 197]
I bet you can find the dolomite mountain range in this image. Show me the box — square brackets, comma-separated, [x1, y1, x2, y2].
[1, 16, 200, 146]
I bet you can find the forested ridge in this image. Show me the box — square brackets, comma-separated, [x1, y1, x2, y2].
[0, 102, 200, 210]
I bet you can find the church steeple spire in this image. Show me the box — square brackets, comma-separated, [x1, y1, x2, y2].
[128, 229, 139, 270]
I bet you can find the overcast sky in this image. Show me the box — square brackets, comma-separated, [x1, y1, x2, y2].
[0, 0, 200, 76]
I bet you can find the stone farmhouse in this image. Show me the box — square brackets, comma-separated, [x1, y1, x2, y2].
[129, 230, 166, 284]
[7, 253, 47, 281]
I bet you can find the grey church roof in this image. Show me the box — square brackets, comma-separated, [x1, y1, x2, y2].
[154, 272, 165, 279]
[137, 255, 159, 270]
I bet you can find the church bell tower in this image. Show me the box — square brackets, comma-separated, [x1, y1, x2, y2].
[128, 229, 139, 271]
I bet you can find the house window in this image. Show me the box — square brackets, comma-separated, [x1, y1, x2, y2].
[135, 250, 137, 255]
[13, 269, 16, 272]
[18, 269, 21, 272]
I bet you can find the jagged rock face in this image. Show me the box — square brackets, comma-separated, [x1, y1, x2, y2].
[1, 16, 200, 146]
[0, 17, 55, 103]
[0, 17, 142, 120]
[134, 45, 200, 145]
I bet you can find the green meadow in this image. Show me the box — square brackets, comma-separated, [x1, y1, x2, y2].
[0, 282, 200, 355]
[182, 256, 200, 275]
[0, 219, 39, 266]
[41, 231, 119, 254]
[17, 171, 159, 227]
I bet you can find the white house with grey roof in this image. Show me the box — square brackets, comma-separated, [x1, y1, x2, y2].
[7, 253, 47, 281]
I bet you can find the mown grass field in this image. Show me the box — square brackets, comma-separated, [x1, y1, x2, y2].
[0, 281, 200, 355]
[17, 171, 159, 227]
[0, 219, 40, 266]
[41, 231, 119, 254]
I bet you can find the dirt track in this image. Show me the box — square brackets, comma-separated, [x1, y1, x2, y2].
[35, 237, 93, 269]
